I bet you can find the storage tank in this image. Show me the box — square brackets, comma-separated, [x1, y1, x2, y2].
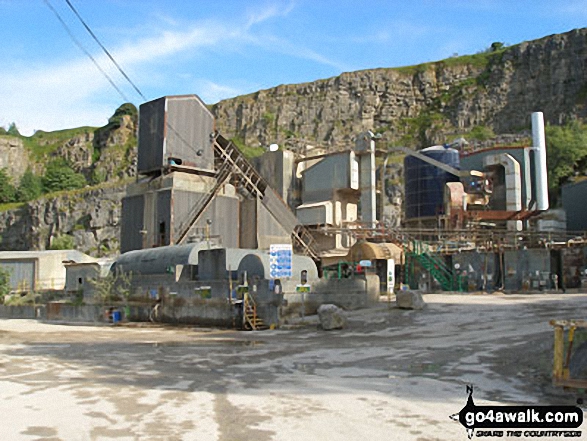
[404, 146, 460, 219]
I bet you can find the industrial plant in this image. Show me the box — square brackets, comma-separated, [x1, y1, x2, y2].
[1, 94, 586, 329]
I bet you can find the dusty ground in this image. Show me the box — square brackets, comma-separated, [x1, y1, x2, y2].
[1, 293, 587, 441]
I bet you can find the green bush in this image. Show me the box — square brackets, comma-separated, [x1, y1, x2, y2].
[0, 168, 17, 203]
[49, 234, 75, 250]
[546, 121, 587, 191]
[0, 266, 11, 300]
[42, 160, 87, 193]
[469, 125, 495, 141]
[7, 122, 20, 137]
[17, 169, 43, 202]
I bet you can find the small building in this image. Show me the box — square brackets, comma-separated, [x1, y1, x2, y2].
[64, 259, 114, 301]
[0, 250, 96, 292]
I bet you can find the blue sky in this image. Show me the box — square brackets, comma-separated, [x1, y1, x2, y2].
[1, 0, 586, 135]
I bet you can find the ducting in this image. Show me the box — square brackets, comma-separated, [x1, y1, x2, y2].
[530, 112, 549, 211]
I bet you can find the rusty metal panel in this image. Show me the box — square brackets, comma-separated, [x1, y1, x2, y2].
[137, 97, 166, 174]
[239, 197, 257, 249]
[120, 195, 145, 253]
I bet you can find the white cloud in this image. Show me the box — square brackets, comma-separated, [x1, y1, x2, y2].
[245, 1, 296, 28]
[195, 80, 250, 104]
[0, 1, 345, 135]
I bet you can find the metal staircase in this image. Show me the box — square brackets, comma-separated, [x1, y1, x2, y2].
[243, 291, 265, 330]
[405, 240, 463, 291]
[179, 133, 320, 260]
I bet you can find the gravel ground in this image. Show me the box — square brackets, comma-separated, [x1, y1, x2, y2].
[1, 293, 586, 441]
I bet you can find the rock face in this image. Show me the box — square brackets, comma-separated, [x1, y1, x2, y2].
[212, 28, 587, 149]
[317, 304, 347, 330]
[0, 136, 29, 184]
[396, 290, 426, 310]
[0, 183, 126, 256]
[0, 29, 586, 255]
[0, 104, 137, 257]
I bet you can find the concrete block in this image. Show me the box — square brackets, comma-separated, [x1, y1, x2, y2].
[317, 304, 347, 330]
[396, 290, 426, 310]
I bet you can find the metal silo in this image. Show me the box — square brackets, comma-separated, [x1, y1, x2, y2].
[404, 146, 460, 220]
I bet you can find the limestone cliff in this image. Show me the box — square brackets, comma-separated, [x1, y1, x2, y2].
[211, 28, 587, 149]
[0, 182, 126, 256]
[0, 136, 29, 183]
[0, 28, 586, 255]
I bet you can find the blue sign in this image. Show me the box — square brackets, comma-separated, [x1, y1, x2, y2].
[269, 244, 293, 279]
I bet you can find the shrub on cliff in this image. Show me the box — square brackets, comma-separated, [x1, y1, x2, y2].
[546, 121, 587, 190]
[42, 160, 87, 193]
[17, 169, 43, 202]
[0, 168, 17, 203]
[49, 234, 75, 250]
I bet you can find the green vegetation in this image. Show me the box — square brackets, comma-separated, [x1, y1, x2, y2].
[0, 201, 25, 212]
[7, 122, 20, 137]
[545, 121, 587, 194]
[49, 233, 75, 250]
[0, 168, 17, 203]
[230, 137, 265, 159]
[5, 291, 41, 306]
[394, 42, 509, 77]
[21, 126, 96, 159]
[42, 159, 87, 193]
[262, 111, 276, 125]
[17, 169, 43, 202]
[90, 268, 133, 305]
[469, 125, 496, 141]
[0, 266, 11, 301]
[398, 111, 446, 148]
[105, 103, 137, 130]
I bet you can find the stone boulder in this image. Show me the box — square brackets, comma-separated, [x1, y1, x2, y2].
[396, 290, 426, 310]
[317, 304, 347, 330]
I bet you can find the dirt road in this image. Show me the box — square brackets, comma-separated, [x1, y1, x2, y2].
[1, 293, 586, 440]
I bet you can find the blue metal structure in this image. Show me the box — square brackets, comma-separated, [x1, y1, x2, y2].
[404, 146, 460, 219]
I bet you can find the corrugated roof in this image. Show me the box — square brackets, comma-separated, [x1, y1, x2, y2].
[347, 241, 403, 261]
[114, 243, 209, 275]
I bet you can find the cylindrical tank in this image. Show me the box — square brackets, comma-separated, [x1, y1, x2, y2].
[404, 146, 460, 220]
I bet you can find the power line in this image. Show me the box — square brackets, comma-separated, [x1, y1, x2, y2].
[64, 0, 147, 101]
[62, 0, 206, 159]
[46, 0, 208, 160]
[43, 0, 130, 102]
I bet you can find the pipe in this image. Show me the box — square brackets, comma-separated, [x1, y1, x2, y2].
[531, 112, 549, 211]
